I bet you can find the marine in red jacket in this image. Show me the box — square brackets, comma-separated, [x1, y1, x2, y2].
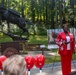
[56, 22, 75, 75]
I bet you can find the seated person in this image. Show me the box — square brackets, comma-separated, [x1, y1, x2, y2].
[2, 55, 27, 75]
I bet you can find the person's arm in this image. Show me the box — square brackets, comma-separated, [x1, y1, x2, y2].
[55, 33, 63, 47]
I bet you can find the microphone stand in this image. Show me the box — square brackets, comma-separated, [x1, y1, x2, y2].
[51, 50, 58, 71]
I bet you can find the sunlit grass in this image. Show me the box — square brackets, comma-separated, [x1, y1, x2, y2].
[0, 35, 13, 43]
[28, 35, 48, 45]
[45, 56, 60, 64]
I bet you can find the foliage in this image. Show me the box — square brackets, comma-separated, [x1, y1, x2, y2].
[1, 0, 76, 30]
[35, 27, 47, 35]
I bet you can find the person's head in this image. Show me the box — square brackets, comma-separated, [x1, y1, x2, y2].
[62, 22, 69, 33]
[3, 55, 27, 75]
[69, 71, 76, 75]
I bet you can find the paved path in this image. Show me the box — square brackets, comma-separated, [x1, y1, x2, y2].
[28, 62, 76, 75]
[23, 51, 76, 75]
[30, 66, 62, 75]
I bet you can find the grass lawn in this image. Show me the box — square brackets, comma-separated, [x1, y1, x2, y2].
[45, 55, 60, 64]
[45, 53, 76, 64]
[28, 35, 48, 46]
[0, 35, 48, 45]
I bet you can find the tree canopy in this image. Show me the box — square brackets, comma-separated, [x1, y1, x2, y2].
[0, 0, 76, 35]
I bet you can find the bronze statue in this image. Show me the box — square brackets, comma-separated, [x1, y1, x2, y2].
[0, 6, 33, 41]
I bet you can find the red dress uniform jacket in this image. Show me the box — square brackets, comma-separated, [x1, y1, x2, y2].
[56, 32, 75, 55]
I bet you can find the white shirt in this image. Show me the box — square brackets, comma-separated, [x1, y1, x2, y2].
[66, 36, 70, 50]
